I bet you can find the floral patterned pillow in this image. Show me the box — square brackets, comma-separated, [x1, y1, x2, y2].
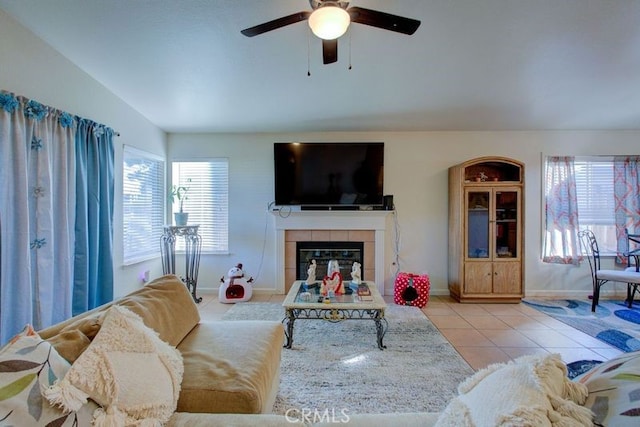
[574, 350, 640, 426]
[0, 324, 97, 426]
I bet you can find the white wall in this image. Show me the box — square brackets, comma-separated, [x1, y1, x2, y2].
[169, 131, 640, 298]
[0, 10, 167, 297]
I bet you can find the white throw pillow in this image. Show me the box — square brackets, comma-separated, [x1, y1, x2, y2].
[435, 354, 594, 426]
[44, 305, 183, 426]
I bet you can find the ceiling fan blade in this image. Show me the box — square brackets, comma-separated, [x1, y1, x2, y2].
[323, 39, 338, 64]
[348, 7, 421, 35]
[241, 11, 311, 37]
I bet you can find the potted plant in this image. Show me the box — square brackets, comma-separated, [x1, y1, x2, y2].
[169, 179, 191, 226]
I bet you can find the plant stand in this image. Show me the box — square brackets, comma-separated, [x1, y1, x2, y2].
[161, 225, 202, 303]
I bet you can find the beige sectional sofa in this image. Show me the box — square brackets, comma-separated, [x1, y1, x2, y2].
[38, 274, 287, 424]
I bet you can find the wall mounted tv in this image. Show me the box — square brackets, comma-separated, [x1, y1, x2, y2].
[274, 142, 384, 208]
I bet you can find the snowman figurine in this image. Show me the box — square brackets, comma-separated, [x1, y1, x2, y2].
[218, 263, 253, 303]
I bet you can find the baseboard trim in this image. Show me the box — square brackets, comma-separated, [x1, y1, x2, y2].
[524, 289, 629, 299]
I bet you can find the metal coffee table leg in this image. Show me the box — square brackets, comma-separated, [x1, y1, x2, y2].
[282, 309, 296, 348]
[374, 312, 388, 350]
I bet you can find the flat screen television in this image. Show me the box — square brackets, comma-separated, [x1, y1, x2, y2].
[274, 142, 384, 207]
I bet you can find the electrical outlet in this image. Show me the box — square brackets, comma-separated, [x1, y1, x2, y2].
[140, 270, 150, 283]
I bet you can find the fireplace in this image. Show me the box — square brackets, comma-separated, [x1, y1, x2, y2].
[272, 210, 391, 294]
[296, 241, 364, 281]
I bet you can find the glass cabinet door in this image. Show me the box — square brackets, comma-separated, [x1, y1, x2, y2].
[494, 190, 518, 258]
[466, 191, 490, 259]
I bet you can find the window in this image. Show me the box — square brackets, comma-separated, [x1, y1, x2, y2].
[574, 157, 616, 254]
[122, 146, 165, 264]
[172, 160, 229, 253]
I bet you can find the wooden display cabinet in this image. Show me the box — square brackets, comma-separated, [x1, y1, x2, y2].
[448, 157, 524, 303]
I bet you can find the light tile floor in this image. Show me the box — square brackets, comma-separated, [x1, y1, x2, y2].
[195, 291, 624, 371]
[423, 295, 624, 370]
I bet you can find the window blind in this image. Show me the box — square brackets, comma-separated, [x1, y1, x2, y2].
[122, 146, 165, 264]
[575, 157, 616, 253]
[172, 160, 229, 253]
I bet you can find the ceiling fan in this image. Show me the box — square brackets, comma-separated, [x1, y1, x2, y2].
[241, 0, 421, 64]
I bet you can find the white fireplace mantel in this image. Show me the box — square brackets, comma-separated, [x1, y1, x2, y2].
[272, 210, 392, 294]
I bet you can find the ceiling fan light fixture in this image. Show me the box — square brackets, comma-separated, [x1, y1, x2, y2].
[308, 6, 350, 40]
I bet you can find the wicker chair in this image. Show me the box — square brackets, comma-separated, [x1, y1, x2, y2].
[578, 230, 640, 312]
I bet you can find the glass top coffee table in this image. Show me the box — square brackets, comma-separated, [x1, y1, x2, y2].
[282, 280, 388, 350]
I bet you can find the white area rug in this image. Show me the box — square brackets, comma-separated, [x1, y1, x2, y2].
[222, 302, 474, 415]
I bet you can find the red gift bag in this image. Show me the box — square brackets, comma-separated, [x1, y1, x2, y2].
[394, 272, 430, 308]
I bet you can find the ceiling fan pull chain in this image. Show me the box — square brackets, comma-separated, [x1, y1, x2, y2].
[348, 30, 352, 70]
[307, 27, 312, 76]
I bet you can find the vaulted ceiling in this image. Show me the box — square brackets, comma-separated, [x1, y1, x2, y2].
[2, 0, 639, 133]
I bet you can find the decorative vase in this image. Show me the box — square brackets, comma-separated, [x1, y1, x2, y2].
[174, 212, 189, 226]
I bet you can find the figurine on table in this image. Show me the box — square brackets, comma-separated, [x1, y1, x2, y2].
[321, 260, 343, 296]
[350, 261, 362, 285]
[306, 259, 317, 285]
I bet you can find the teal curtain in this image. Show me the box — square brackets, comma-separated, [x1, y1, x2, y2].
[73, 119, 114, 315]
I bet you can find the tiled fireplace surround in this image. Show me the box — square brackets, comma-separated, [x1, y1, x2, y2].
[286, 231, 373, 292]
[273, 211, 390, 294]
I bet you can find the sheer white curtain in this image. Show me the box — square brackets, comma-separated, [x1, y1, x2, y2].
[0, 94, 75, 343]
[542, 156, 581, 265]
